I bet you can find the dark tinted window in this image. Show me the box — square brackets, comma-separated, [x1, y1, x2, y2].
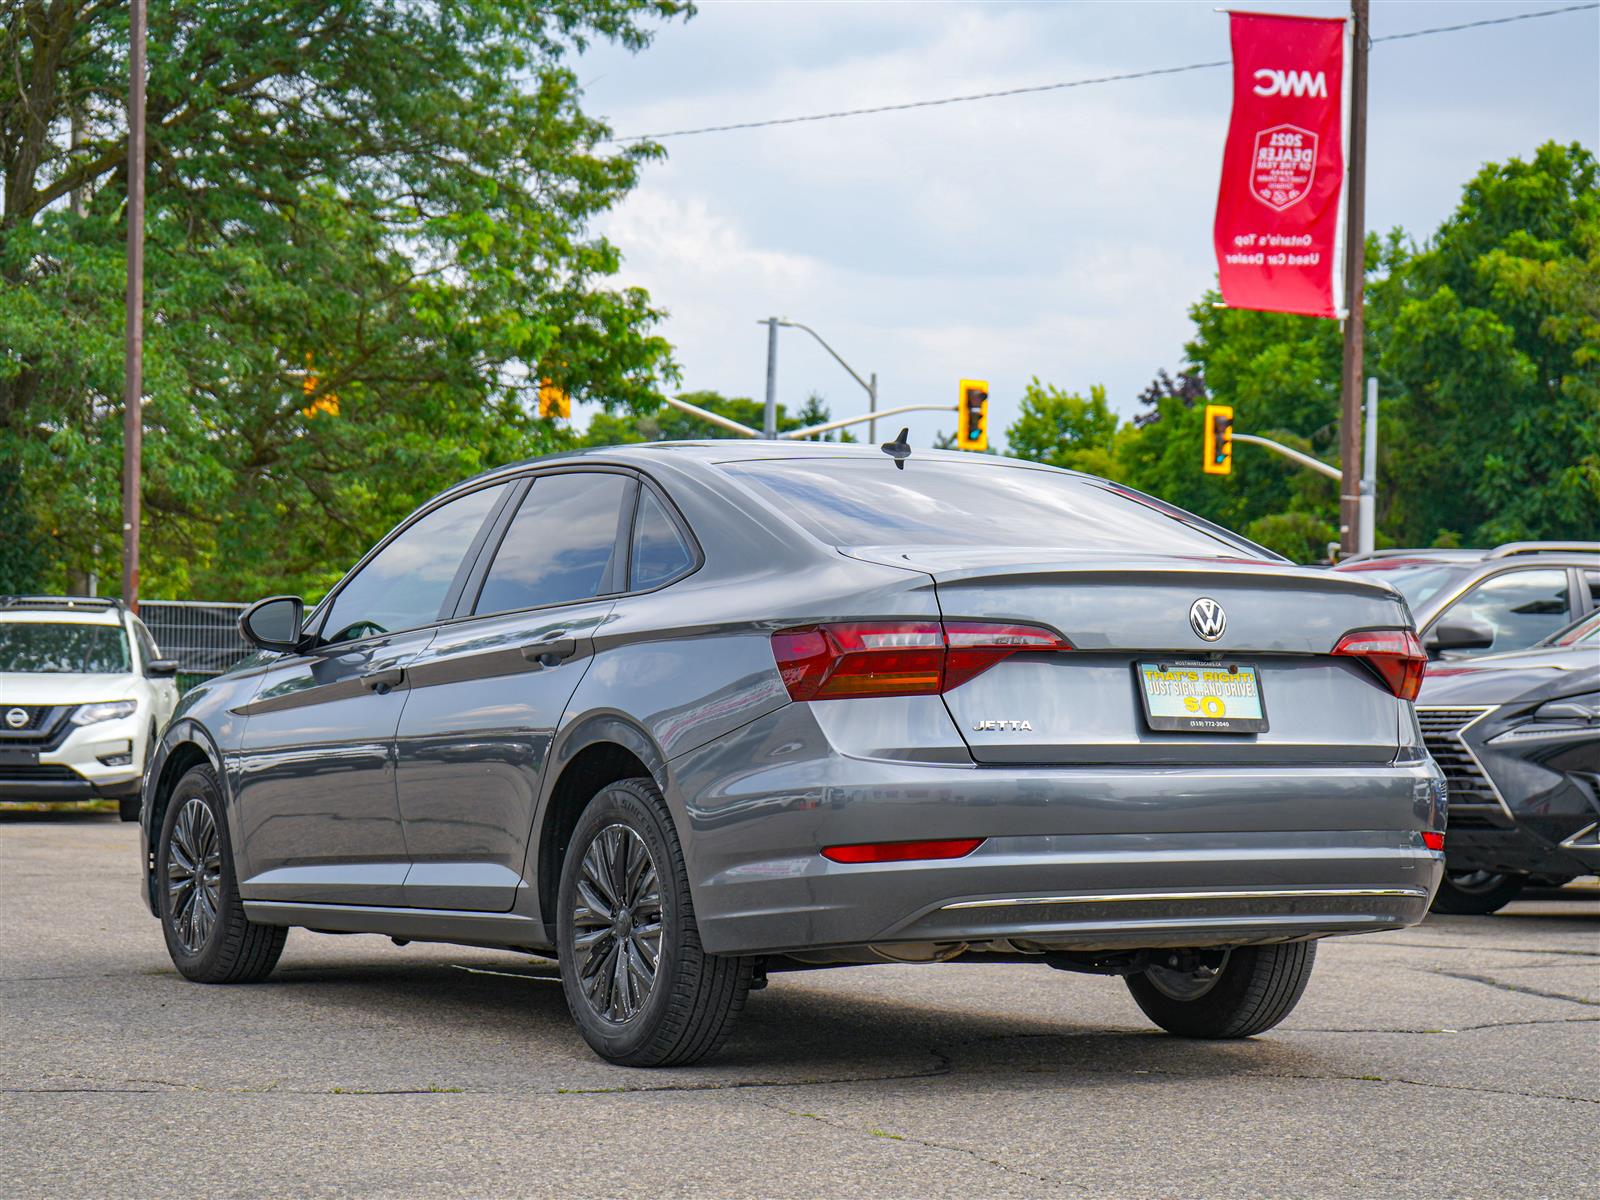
[630, 488, 693, 589]
[1346, 563, 1470, 611]
[1443, 568, 1572, 656]
[0, 622, 129, 673]
[475, 473, 629, 614]
[323, 483, 509, 643]
[723, 459, 1246, 555]
[1584, 570, 1600, 607]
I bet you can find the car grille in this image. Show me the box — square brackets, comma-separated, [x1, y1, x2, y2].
[1417, 707, 1503, 811]
[1, 705, 48, 731]
[0, 764, 82, 782]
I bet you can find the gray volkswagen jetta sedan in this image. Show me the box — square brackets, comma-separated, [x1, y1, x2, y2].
[139, 441, 1446, 1066]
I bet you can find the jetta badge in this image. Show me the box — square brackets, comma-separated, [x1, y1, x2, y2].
[973, 719, 1033, 732]
[4, 707, 28, 729]
[1189, 597, 1227, 641]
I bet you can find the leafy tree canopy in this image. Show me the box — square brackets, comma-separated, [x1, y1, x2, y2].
[1, 0, 688, 599]
[1002, 142, 1599, 560]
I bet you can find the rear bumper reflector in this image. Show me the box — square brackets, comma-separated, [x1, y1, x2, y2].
[822, 838, 986, 864]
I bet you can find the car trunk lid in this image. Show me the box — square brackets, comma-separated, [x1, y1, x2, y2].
[844, 546, 1410, 766]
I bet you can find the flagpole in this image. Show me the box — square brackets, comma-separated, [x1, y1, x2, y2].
[1336, 0, 1369, 556]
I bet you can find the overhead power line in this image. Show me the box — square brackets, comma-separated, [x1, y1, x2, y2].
[608, 2, 1598, 143]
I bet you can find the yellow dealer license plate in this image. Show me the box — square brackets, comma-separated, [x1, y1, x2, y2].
[1136, 661, 1268, 734]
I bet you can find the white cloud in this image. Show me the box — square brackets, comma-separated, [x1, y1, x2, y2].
[577, 0, 1599, 448]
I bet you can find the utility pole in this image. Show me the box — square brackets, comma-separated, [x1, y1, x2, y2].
[761, 317, 779, 439]
[1337, 0, 1369, 557]
[122, 0, 147, 611]
[1358, 377, 1378, 554]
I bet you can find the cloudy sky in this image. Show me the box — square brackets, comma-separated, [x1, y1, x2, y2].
[574, 0, 1599, 447]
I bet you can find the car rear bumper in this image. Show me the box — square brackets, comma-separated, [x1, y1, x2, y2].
[667, 705, 1447, 957]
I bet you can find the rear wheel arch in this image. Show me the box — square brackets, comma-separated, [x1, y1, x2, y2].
[534, 718, 671, 930]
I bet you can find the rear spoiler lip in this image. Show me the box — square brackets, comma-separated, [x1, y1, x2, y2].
[838, 546, 1408, 601]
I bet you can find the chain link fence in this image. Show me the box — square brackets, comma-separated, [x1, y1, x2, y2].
[139, 601, 251, 687]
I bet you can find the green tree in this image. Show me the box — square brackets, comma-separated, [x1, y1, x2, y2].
[1004, 379, 1118, 474]
[0, 0, 688, 600]
[1376, 142, 1600, 545]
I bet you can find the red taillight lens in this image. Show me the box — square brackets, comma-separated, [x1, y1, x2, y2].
[772, 621, 1070, 700]
[1332, 628, 1427, 701]
[1422, 831, 1445, 851]
[821, 838, 986, 864]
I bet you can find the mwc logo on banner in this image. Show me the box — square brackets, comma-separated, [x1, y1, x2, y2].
[1214, 14, 1346, 319]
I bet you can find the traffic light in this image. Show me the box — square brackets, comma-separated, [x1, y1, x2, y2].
[1203, 403, 1233, 475]
[539, 378, 570, 420]
[957, 379, 989, 451]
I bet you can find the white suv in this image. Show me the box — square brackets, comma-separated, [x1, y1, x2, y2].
[0, 598, 180, 821]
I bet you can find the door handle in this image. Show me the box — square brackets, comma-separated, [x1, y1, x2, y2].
[519, 635, 577, 668]
[361, 667, 405, 694]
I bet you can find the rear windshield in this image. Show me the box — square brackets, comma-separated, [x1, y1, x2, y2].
[0, 622, 130, 674]
[722, 458, 1254, 556]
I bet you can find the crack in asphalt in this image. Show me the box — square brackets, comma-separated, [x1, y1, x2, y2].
[1286, 1016, 1600, 1034]
[1362, 939, 1600, 958]
[1424, 967, 1599, 1007]
[745, 1096, 1086, 1194]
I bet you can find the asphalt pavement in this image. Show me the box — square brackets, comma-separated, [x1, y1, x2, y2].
[2, 812, 1596, 1199]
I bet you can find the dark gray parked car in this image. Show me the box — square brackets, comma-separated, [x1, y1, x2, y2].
[140, 442, 1446, 1065]
[1416, 608, 1600, 914]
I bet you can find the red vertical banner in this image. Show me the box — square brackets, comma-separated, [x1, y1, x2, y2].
[1214, 12, 1346, 318]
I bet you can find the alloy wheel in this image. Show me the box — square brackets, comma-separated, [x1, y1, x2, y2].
[571, 824, 663, 1023]
[1143, 949, 1232, 1001]
[1445, 870, 1510, 895]
[167, 797, 222, 954]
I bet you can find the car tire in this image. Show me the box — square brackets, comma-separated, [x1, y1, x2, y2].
[556, 776, 753, 1067]
[1429, 870, 1527, 915]
[1126, 942, 1316, 1039]
[157, 764, 286, 984]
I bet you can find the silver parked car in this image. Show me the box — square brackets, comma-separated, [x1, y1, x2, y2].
[140, 442, 1446, 1065]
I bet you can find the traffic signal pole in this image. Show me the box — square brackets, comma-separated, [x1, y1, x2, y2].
[1336, 0, 1370, 556]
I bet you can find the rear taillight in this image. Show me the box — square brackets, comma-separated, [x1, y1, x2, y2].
[772, 620, 1070, 701]
[1332, 628, 1427, 701]
[821, 838, 986, 864]
[1422, 831, 1445, 851]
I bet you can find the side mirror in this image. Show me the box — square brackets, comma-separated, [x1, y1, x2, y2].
[1426, 617, 1496, 656]
[239, 595, 306, 653]
[146, 658, 179, 678]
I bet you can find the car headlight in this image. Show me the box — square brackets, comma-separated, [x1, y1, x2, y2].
[71, 700, 139, 726]
[1489, 691, 1599, 743]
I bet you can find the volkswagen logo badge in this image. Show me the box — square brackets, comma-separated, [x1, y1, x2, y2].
[1188, 597, 1227, 642]
[4, 707, 29, 730]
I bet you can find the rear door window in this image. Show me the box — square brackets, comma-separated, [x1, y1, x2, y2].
[473, 473, 631, 615]
[629, 487, 694, 589]
[1441, 568, 1572, 655]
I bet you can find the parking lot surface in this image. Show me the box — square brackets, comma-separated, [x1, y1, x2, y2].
[2, 813, 1596, 1199]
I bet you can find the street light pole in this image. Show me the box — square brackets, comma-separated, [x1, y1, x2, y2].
[1337, 0, 1369, 556]
[122, 0, 147, 611]
[773, 320, 877, 442]
[761, 317, 779, 439]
